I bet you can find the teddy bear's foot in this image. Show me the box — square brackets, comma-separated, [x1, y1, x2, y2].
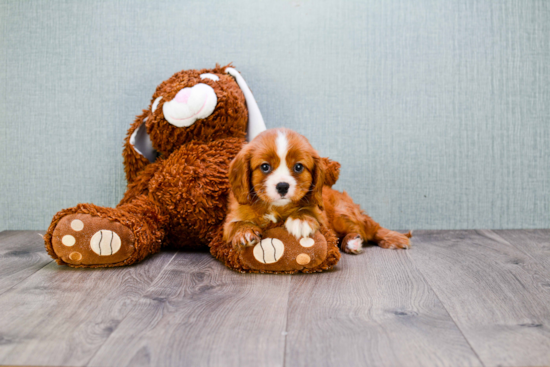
[51, 214, 135, 265]
[238, 227, 328, 272]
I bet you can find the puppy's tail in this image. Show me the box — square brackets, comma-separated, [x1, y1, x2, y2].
[359, 215, 413, 242]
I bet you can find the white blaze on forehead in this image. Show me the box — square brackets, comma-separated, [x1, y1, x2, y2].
[276, 130, 288, 159]
[266, 130, 297, 203]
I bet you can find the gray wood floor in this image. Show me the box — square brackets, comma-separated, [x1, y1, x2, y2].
[0, 229, 549, 367]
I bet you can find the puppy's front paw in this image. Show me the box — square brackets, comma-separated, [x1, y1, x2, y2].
[232, 225, 262, 249]
[285, 217, 318, 239]
[377, 229, 412, 249]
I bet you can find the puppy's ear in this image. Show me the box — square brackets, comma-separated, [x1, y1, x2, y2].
[229, 145, 252, 205]
[321, 157, 340, 188]
[309, 155, 326, 210]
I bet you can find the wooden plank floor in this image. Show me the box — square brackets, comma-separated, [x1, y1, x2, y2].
[0, 229, 548, 367]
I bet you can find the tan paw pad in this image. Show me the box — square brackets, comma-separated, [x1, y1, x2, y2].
[61, 235, 76, 247]
[299, 237, 315, 248]
[69, 252, 82, 261]
[253, 238, 284, 264]
[70, 219, 84, 231]
[296, 253, 311, 265]
[90, 230, 122, 256]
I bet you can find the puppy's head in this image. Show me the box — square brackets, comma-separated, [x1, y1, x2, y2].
[229, 128, 325, 209]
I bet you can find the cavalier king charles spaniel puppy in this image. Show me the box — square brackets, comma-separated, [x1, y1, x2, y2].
[223, 128, 411, 253]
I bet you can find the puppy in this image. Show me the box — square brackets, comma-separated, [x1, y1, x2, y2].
[223, 128, 411, 254]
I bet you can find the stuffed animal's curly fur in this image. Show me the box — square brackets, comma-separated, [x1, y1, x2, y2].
[44, 65, 250, 267]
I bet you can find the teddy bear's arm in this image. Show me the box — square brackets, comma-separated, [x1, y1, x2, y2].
[123, 110, 153, 184]
[117, 161, 162, 206]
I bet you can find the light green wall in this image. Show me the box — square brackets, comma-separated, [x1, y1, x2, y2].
[1, 0, 548, 230]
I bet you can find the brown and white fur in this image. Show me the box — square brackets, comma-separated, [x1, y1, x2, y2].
[223, 128, 411, 254]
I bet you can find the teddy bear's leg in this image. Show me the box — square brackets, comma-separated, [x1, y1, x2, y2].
[44, 195, 169, 268]
[210, 225, 341, 274]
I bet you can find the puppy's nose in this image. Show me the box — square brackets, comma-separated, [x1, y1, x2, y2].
[276, 182, 290, 196]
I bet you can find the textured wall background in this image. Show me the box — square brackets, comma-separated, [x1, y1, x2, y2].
[1, 0, 548, 231]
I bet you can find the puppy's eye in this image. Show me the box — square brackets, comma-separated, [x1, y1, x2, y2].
[260, 163, 271, 173]
[294, 163, 304, 173]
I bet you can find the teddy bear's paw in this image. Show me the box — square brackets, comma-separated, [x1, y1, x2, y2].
[239, 227, 328, 272]
[51, 214, 135, 265]
[341, 233, 364, 254]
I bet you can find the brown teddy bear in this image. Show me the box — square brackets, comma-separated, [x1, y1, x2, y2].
[44, 65, 341, 272]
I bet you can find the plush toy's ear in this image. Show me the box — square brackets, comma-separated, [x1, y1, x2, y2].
[228, 145, 252, 205]
[129, 117, 157, 163]
[123, 110, 158, 183]
[309, 156, 326, 210]
[225, 68, 266, 142]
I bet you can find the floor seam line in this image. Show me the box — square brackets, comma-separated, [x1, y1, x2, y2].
[0, 259, 54, 298]
[84, 251, 180, 367]
[486, 229, 548, 268]
[405, 245, 487, 367]
[281, 277, 292, 367]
